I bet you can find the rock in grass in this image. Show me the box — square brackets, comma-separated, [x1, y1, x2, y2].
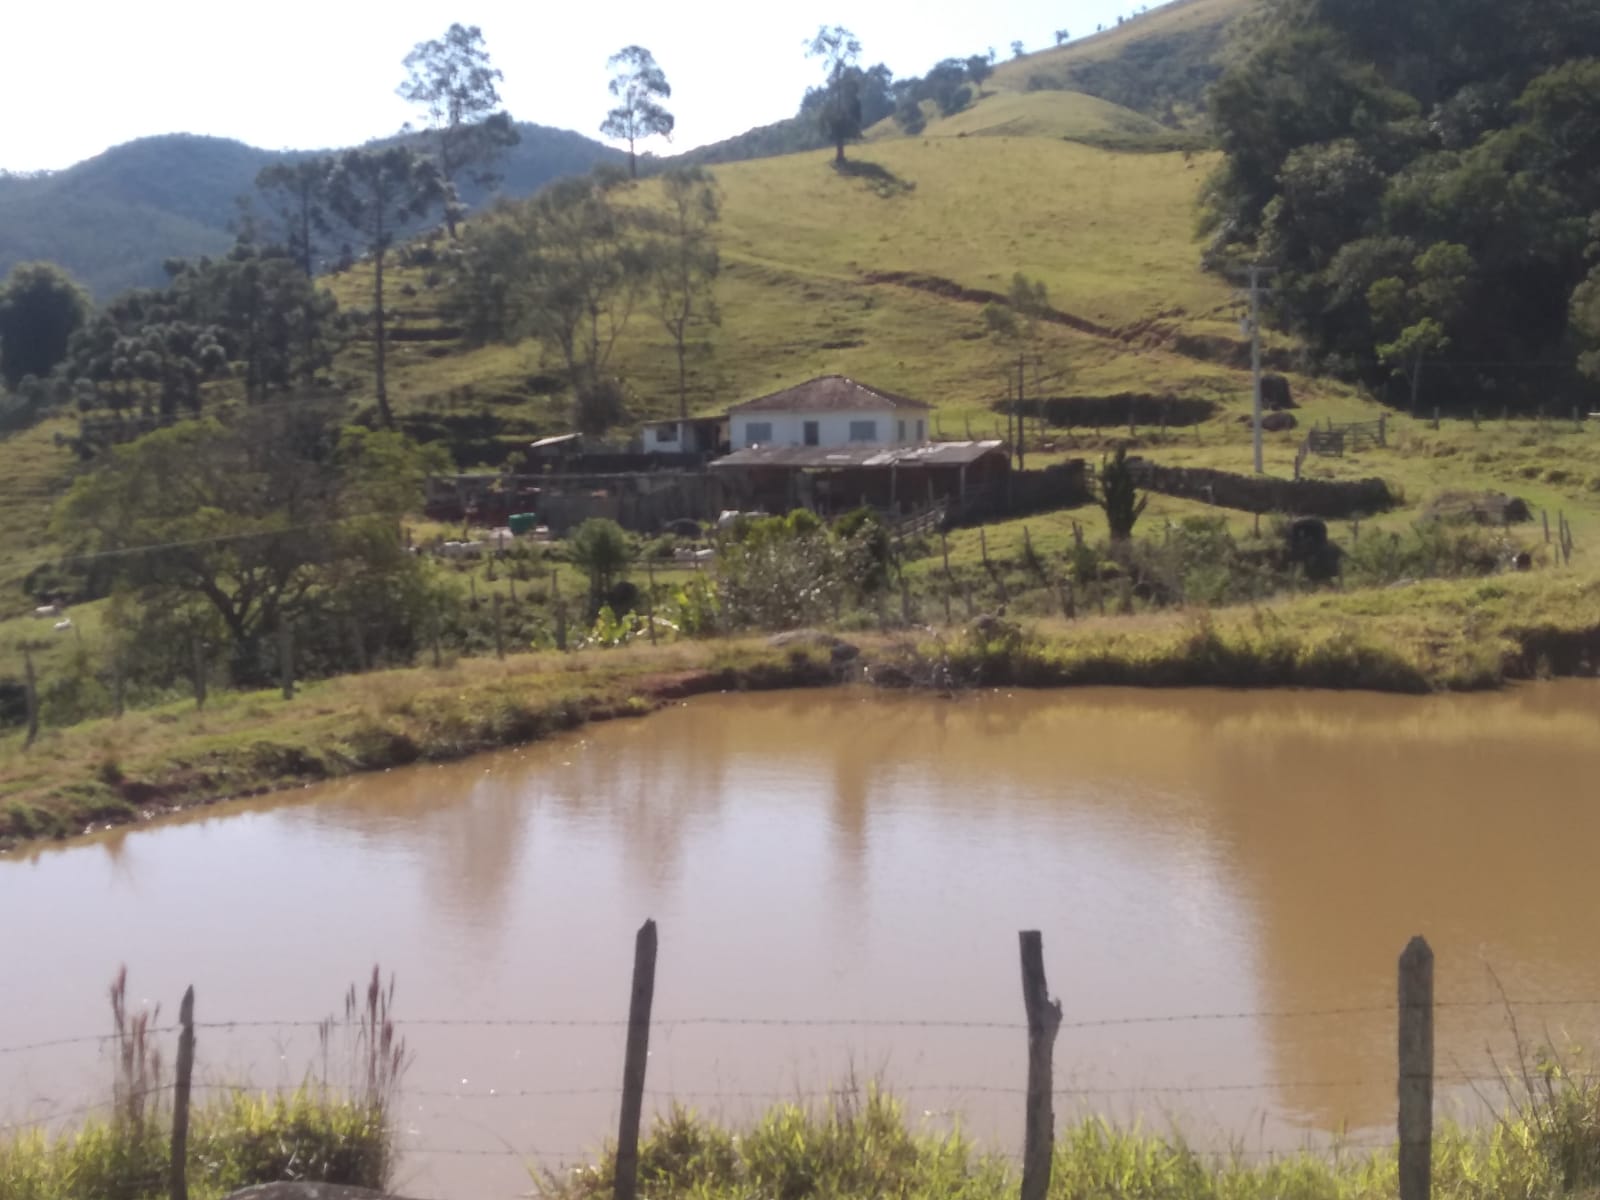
[1422, 490, 1533, 525]
[766, 629, 861, 663]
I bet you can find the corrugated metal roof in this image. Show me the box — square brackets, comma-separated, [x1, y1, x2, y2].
[728, 375, 934, 414]
[528, 433, 583, 450]
[710, 440, 1005, 470]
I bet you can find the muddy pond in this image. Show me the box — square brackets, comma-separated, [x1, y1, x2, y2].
[4, 683, 1600, 1198]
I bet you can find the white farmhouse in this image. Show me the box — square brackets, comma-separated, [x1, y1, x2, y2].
[727, 375, 932, 450]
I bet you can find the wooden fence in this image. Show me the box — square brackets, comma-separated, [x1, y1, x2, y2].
[1295, 416, 1388, 477]
[119, 928, 1450, 1200]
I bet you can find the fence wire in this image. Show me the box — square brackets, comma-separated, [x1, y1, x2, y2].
[2, 996, 1591, 1181]
[6, 995, 1596, 1058]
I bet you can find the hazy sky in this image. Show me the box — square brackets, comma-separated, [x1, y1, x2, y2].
[2, 0, 1160, 173]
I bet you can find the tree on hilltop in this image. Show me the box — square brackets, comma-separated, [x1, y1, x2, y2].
[894, 96, 927, 135]
[806, 25, 864, 163]
[398, 22, 519, 236]
[965, 55, 993, 94]
[324, 147, 444, 428]
[256, 159, 333, 277]
[601, 46, 675, 179]
[646, 167, 721, 420]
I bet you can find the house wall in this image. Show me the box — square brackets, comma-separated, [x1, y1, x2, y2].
[730, 409, 927, 449]
[645, 420, 725, 454]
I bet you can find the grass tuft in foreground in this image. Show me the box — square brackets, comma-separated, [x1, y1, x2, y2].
[545, 1065, 1600, 1200]
[0, 968, 401, 1200]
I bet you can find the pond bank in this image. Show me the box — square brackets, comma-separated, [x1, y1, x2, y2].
[3, 568, 1598, 853]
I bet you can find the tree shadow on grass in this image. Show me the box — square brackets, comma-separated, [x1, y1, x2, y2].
[832, 158, 916, 198]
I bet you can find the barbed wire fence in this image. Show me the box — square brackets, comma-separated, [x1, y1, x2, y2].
[1, 927, 1593, 1200]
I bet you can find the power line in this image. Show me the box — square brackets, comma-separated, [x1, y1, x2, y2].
[0, 509, 399, 576]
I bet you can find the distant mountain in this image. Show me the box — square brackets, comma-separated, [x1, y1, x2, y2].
[0, 0, 1245, 299]
[676, 116, 828, 167]
[0, 125, 625, 299]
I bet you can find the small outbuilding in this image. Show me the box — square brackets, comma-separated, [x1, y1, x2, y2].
[639, 416, 728, 456]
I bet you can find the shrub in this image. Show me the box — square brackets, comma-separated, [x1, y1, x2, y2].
[568, 518, 633, 616]
[1097, 446, 1149, 541]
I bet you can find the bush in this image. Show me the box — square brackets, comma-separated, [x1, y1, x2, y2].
[568, 518, 633, 616]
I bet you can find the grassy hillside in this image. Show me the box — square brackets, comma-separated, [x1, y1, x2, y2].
[333, 136, 1251, 433]
[864, 89, 1180, 147]
[0, 127, 623, 298]
[0, 0, 1248, 299]
[991, 0, 1253, 118]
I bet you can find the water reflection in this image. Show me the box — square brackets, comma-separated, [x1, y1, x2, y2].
[4, 683, 1600, 1199]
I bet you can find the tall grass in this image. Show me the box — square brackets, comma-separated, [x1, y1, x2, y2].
[544, 1071, 1600, 1200]
[0, 968, 403, 1200]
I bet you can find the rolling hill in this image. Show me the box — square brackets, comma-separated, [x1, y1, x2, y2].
[0, 0, 1251, 299]
[0, 125, 624, 298]
[10, 0, 1600, 633]
[990, 0, 1252, 118]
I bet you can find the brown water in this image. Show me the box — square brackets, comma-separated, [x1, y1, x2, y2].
[5, 684, 1600, 1199]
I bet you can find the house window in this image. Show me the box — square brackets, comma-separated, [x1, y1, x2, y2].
[745, 421, 773, 446]
[803, 420, 820, 446]
[848, 419, 878, 442]
[897, 420, 907, 442]
[655, 424, 678, 443]
[916, 419, 925, 441]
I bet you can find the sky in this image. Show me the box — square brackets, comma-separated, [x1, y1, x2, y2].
[0, 0, 1161, 173]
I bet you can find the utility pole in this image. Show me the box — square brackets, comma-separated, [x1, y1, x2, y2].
[1015, 354, 1026, 470]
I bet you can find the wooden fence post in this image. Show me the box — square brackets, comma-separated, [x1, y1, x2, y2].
[348, 617, 368, 673]
[493, 594, 506, 660]
[1398, 936, 1434, 1200]
[170, 985, 196, 1200]
[23, 647, 39, 748]
[1019, 930, 1062, 1200]
[554, 573, 569, 652]
[1543, 510, 1552, 544]
[646, 558, 658, 646]
[278, 623, 294, 700]
[614, 919, 658, 1200]
[191, 637, 207, 711]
